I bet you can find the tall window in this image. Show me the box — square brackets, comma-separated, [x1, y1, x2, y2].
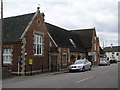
[34, 34, 43, 55]
[3, 48, 12, 64]
[94, 43, 96, 50]
[62, 53, 67, 63]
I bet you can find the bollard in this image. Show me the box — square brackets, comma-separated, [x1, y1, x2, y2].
[42, 65, 43, 73]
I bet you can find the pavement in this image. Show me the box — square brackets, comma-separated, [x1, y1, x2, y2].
[2, 64, 99, 84]
[2, 69, 69, 84]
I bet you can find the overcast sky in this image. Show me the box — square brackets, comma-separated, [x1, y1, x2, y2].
[2, 0, 119, 47]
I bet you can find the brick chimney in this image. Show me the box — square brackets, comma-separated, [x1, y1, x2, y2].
[41, 13, 45, 21]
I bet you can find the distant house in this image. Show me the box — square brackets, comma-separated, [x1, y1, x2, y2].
[104, 46, 120, 61]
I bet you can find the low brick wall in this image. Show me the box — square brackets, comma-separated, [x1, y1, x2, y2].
[2, 66, 12, 78]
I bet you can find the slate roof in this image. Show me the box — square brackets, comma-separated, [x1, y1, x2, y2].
[45, 22, 86, 52]
[3, 12, 93, 53]
[104, 46, 120, 52]
[3, 12, 35, 42]
[71, 29, 95, 48]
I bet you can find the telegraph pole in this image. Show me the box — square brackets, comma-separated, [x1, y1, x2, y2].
[0, 0, 3, 67]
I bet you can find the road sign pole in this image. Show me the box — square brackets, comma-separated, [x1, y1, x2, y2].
[18, 62, 20, 75]
[30, 64, 32, 76]
[29, 59, 33, 76]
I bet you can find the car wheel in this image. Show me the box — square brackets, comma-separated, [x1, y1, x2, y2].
[82, 67, 85, 72]
[89, 65, 92, 70]
[69, 70, 72, 72]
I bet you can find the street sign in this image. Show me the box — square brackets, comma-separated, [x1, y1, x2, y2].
[29, 59, 33, 64]
[29, 59, 33, 75]
[88, 52, 96, 56]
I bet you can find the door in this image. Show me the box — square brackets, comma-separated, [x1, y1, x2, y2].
[51, 54, 58, 72]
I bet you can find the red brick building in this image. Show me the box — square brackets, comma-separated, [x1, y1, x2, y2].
[3, 9, 50, 75]
[2, 9, 100, 76]
[46, 23, 87, 66]
[72, 28, 100, 65]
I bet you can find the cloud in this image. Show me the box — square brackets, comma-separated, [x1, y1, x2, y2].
[97, 32, 118, 46]
[3, 0, 119, 46]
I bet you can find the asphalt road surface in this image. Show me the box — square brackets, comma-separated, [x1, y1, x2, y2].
[3, 63, 118, 88]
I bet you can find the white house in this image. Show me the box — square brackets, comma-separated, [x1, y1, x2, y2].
[104, 46, 120, 61]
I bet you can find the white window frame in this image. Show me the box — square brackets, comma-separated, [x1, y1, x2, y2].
[3, 48, 12, 64]
[34, 34, 43, 55]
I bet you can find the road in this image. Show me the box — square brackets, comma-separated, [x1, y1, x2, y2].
[2, 63, 118, 88]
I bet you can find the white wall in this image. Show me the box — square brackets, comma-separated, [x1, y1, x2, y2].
[106, 52, 120, 61]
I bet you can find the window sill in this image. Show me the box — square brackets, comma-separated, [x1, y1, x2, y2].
[33, 54, 44, 57]
[3, 63, 12, 64]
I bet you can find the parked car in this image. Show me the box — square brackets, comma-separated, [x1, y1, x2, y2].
[99, 58, 110, 66]
[68, 59, 92, 72]
[109, 58, 117, 63]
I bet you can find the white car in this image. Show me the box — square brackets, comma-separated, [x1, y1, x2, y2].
[99, 58, 110, 66]
[69, 59, 92, 72]
[109, 58, 117, 63]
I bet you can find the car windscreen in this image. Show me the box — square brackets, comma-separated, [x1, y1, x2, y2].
[74, 61, 84, 64]
[100, 59, 107, 61]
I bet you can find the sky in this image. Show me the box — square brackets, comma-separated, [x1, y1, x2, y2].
[1, 0, 119, 47]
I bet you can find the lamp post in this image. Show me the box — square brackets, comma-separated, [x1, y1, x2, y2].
[111, 44, 113, 58]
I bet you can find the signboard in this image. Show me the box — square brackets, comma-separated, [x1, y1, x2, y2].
[29, 59, 33, 64]
[88, 52, 96, 56]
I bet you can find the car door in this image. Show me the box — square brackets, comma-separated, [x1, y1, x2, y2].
[85, 60, 90, 69]
[84, 60, 89, 70]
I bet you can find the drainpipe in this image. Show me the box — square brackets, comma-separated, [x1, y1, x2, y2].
[49, 52, 51, 72]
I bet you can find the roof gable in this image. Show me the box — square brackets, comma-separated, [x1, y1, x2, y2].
[3, 12, 35, 42]
[100, 46, 105, 54]
[45, 22, 86, 52]
[71, 29, 95, 48]
[45, 22, 72, 48]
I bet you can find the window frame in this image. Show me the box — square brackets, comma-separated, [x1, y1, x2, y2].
[34, 33, 43, 55]
[62, 53, 67, 63]
[116, 53, 119, 56]
[94, 43, 96, 50]
[3, 48, 12, 64]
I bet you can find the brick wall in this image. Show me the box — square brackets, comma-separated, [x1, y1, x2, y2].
[60, 48, 69, 69]
[70, 52, 86, 64]
[87, 30, 100, 64]
[24, 12, 49, 73]
[3, 42, 22, 73]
